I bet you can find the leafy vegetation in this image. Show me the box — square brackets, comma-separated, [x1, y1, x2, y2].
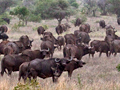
[116, 64, 120, 72]
[14, 79, 41, 90]
[10, 6, 29, 25]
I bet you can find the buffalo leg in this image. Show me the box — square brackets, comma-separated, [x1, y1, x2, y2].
[99, 52, 102, 57]
[68, 70, 73, 78]
[52, 76, 58, 83]
[106, 52, 109, 57]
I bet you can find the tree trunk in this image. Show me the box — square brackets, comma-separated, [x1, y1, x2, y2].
[58, 19, 62, 25]
[101, 7, 107, 15]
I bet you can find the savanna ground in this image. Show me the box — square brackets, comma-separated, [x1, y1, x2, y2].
[0, 14, 120, 90]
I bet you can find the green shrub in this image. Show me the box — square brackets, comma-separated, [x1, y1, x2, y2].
[75, 14, 87, 24]
[0, 18, 7, 25]
[42, 25, 48, 30]
[28, 14, 41, 22]
[80, 14, 87, 23]
[71, 2, 79, 8]
[14, 79, 41, 90]
[70, 19, 76, 24]
[11, 23, 20, 31]
[32, 27, 38, 31]
[116, 64, 120, 72]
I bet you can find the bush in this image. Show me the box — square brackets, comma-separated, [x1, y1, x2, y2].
[42, 25, 48, 30]
[11, 23, 20, 31]
[75, 14, 87, 23]
[116, 64, 120, 72]
[71, 2, 79, 8]
[28, 14, 41, 22]
[0, 13, 11, 25]
[70, 19, 76, 24]
[14, 79, 41, 90]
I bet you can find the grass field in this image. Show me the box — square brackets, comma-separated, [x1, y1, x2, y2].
[0, 15, 120, 90]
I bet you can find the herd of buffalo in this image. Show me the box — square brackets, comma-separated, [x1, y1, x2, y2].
[0, 17, 120, 83]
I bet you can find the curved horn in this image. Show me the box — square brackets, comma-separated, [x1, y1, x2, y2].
[40, 48, 49, 52]
[55, 58, 60, 62]
[68, 56, 73, 61]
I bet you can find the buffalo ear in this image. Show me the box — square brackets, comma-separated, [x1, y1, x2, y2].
[51, 67, 56, 71]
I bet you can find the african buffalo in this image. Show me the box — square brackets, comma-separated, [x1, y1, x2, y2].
[40, 40, 56, 58]
[109, 40, 120, 56]
[0, 35, 33, 55]
[1, 54, 31, 76]
[64, 34, 76, 45]
[42, 32, 57, 45]
[74, 18, 82, 27]
[18, 62, 30, 82]
[0, 25, 8, 33]
[117, 17, 120, 25]
[63, 44, 95, 60]
[0, 33, 9, 40]
[99, 20, 106, 28]
[90, 40, 110, 57]
[21, 49, 49, 60]
[2, 18, 10, 24]
[77, 31, 91, 44]
[37, 26, 45, 35]
[26, 58, 72, 82]
[64, 60, 86, 77]
[79, 24, 91, 33]
[57, 36, 65, 50]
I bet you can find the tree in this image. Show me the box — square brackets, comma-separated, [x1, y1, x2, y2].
[97, 0, 108, 15]
[10, 6, 29, 25]
[108, 0, 120, 17]
[48, 0, 71, 25]
[83, 0, 98, 17]
[0, 0, 15, 14]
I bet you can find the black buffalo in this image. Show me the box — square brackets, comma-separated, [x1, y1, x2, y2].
[26, 58, 72, 82]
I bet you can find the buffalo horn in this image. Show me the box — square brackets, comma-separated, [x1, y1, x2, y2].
[40, 48, 49, 52]
[55, 58, 60, 62]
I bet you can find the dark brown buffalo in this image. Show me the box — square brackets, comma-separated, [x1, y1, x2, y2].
[77, 31, 91, 44]
[74, 18, 82, 27]
[18, 62, 30, 82]
[90, 40, 109, 57]
[0, 40, 10, 55]
[64, 23, 71, 30]
[19, 35, 33, 49]
[56, 24, 64, 35]
[117, 17, 120, 25]
[79, 24, 91, 33]
[40, 40, 56, 58]
[64, 60, 86, 77]
[74, 30, 80, 38]
[21, 49, 49, 60]
[56, 23, 71, 35]
[37, 26, 45, 35]
[0, 33, 9, 40]
[63, 44, 95, 60]
[42, 32, 57, 45]
[99, 20, 106, 28]
[64, 34, 77, 45]
[26, 58, 72, 82]
[105, 25, 115, 35]
[57, 36, 65, 50]
[0, 25, 8, 33]
[2, 18, 10, 24]
[0, 35, 33, 55]
[109, 40, 120, 56]
[1, 54, 31, 76]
